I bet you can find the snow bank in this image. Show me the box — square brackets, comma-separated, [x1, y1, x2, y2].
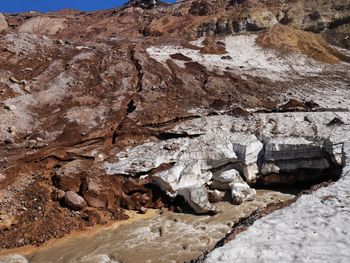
[147, 35, 324, 81]
[204, 112, 350, 263]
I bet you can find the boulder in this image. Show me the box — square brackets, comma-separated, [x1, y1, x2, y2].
[64, 191, 87, 211]
[178, 187, 217, 214]
[208, 190, 225, 203]
[153, 161, 216, 213]
[213, 168, 240, 183]
[248, 10, 278, 30]
[27, 139, 37, 149]
[211, 168, 241, 190]
[81, 177, 111, 208]
[53, 160, 88, 192]
[51, 189, 65, 201]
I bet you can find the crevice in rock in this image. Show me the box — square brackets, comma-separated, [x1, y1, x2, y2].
[140, 115, 201, 128]
[155, 132, 201, 141]
[328, 16, 350, 29]
[70, 137, 105, 148]
[40, 154, 94, 162]
[253, 107, 349, 114]
[134, 162, 175, 177]
[130, 47, 144, 93]
[126, 99, 137, 114]
[111, 47, 144, 144]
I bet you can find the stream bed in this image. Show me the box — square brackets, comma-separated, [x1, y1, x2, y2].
[0, 190, 293, 263]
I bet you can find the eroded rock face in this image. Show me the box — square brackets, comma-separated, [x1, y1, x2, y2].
[0, 13, 8, 32]
[189, 0, 214, 16]
[17, 16, 67, 35]
[125, 0, 159, 9]
[178, 187, 217, 214]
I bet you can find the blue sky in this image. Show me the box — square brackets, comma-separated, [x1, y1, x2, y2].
[0, 0, 176, 13]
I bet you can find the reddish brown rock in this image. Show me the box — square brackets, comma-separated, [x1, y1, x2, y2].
[81, 177, 111, 208]
[0, 13, 7, 32]
[64, 191, 87, 211]
[189, 1, 214, 16]
[51, 189, 65, 201]
[53, 160, 89, 192]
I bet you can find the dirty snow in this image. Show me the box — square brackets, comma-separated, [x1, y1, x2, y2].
[206, 154, 350, 262]
[201, 112, 350, 263]
[147, 35, 324, 81]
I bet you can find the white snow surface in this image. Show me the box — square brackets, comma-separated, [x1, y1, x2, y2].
[147, 35, 324, 81]
[203, 113, 350, 263]
[206, 164, 350, 262]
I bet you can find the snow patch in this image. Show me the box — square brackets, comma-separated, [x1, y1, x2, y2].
[147, 35, 324, 81]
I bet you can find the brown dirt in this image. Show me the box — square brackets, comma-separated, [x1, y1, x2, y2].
[200, 35, 227, 54]
[256, 24, 340, 64]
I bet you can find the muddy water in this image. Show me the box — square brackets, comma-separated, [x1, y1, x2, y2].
[0, 190, 294, 263]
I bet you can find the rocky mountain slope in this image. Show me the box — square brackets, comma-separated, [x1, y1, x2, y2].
[0, 0, 349, 262]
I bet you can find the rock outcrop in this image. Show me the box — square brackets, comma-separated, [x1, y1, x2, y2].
[189, 0, 214, 16]
[17, 16, 67, 35]
[0, 13, 8, 32]
[125, 0, 159, 9]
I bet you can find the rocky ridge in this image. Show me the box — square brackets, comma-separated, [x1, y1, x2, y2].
[0, 0, 349, 261]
